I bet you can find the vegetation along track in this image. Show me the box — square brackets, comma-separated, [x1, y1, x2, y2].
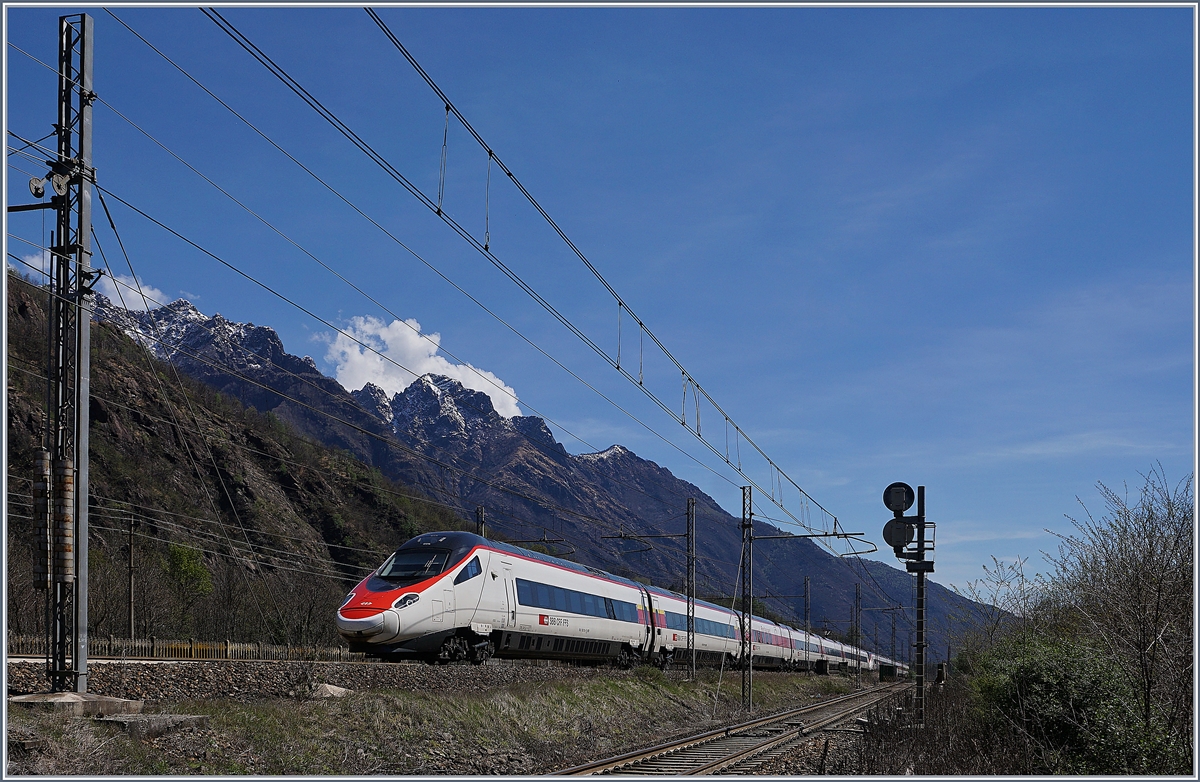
[556, 681, 910, 776]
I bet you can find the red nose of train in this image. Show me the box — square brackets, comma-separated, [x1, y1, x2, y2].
[336, 605, 400, 640]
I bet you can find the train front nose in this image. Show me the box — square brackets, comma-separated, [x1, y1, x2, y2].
[337, 607, 400, 642]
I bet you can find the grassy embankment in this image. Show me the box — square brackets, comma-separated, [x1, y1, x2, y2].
[7, 668, 856, 775]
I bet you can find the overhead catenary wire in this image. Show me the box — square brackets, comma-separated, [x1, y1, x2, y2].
[11, 18, 907, 628]
[363, 8, 843, 539]
[14, 244, 854, 628]
[5, 274, 663, 539]
[195, 10, 823, 537]
[13, 258, 902, 628]
[90, 191, 293, 638]
[80, 15, 763, 520]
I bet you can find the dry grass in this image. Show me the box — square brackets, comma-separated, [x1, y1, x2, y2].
[6, 669, 857, 775]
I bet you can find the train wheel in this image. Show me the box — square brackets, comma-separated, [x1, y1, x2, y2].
[470, 640, 494, 665]
[435, 635, 471, 664]
[658, 652, 673, 672]
[616, 648, 637, 669]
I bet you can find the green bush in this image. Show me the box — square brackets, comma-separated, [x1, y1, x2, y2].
[972, 636, 1186, 774]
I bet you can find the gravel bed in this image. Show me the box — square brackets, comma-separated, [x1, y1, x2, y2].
[6, 658, 611, 702]
[753, 718, 866, 775]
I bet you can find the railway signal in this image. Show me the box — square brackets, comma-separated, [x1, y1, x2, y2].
[882, 482, 935, 725]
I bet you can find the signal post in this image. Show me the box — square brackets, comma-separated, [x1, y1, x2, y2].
[882, 482, 934, 724]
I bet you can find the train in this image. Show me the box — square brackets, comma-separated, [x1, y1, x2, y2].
[336, 530, 908, 676]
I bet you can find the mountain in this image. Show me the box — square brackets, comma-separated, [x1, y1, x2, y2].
[92, 294, 396, 470]
[88, 290, 981, 658]
[7, 276, 470, 646]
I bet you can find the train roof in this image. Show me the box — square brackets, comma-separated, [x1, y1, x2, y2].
[401, 530, 651, 592]
[643, 584, 747, 617]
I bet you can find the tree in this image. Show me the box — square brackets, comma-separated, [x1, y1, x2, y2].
[164, 543, 213, 635]
[953, 555, 1043, 655]
[1047, 464, 1193, 757]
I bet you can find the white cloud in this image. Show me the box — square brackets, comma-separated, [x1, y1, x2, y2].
[8, 249, 50, 277]
[95, 272, 169, 311]
[323, 315, 522, 418]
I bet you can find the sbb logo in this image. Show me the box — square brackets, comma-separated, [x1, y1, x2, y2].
[539, 615, 549, 625]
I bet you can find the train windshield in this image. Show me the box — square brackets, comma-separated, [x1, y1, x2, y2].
[377, 549, 451, 582]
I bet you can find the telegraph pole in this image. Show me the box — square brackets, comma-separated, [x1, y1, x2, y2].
[740, 486, 753, 713]
[475, 505, 486, 537]
[686, 497, 696, 681]
[599, 506, 697, 676]
[804, 575, 810, 672]
[854, 583, 861, 688]
[127, 513, 135, 639]
[891, 611, 896, 664]
[35, 13, 95, 694]
[736, 492, 865, 702]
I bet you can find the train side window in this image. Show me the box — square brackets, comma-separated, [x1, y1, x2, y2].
[552, 586, 569, 611]
[604, 598, 616, 620]
[610, 600, 634, 623]
[453, 556, 482, 584]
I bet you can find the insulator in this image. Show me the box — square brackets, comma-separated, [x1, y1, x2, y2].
[32, 450, 51, 589]
[53, 459, 74, 581]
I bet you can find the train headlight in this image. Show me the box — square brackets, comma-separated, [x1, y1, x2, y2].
[340, 593, 356, 609]
[393, 593, 420, 609]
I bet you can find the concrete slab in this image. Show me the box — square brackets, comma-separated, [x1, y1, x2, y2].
[310, 682, 351, 698]
[93, 714, 209, 739]
[8, 692, 143, 717]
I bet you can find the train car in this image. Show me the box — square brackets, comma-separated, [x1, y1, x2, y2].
[337, 531, 750, 667]
[642, 585, 741, 667]
[787, 627, 824, 671]
[749, 617, 791, 669]
[821, 637, 848, 671]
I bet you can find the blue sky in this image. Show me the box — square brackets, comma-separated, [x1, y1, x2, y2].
[5, 5, 1194, 593]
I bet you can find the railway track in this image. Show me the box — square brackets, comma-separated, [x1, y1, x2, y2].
[555, 681, 910, 776]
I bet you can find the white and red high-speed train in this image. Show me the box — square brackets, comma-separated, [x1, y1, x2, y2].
[336, 530, 907, 675]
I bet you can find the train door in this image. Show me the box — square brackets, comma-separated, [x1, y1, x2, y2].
[641, 587, 657, 655]
[501, 563, 516, 628]
[442, 586, 456, 626]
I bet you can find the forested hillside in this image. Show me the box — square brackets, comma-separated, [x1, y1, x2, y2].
[7, 273, 468, 646]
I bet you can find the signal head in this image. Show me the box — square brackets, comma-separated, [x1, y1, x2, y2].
[883, 482, 915, 514]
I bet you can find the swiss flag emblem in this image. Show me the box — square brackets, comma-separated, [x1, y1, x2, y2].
[539, 615, 549, 625]
[673, 633, 678, 641]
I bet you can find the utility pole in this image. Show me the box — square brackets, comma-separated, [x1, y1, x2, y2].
[890, 611, 896, 665]
[740, 486, 753, 713]
[686, 497, 696, 681]
[600, 510, 697, 676]
[804, 575, 810, 673]
[475, 506, 485, 537]
[127, 513, 135, 639]
[738, 503, 863, 696]
[854, 583, 861, 688]
[32, 13, 95, 694]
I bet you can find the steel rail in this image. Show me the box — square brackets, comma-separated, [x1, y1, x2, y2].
[702, 682, 911, 775]
[554, 682, 908, 776]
